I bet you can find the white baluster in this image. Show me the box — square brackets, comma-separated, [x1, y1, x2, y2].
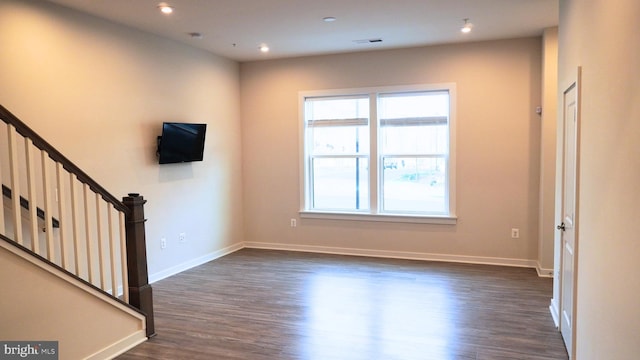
[25, 138, 39, 253]
[8, 125, 23, 245]
[96, 194, 107, 290]
[69, 175, 81, 276]
[119, 211, 129, 303]
[83, 183, 94, 284]
[41, 151, 54, 261]
[56, 163, 68, 270]
[0, 128, 5, 235]
[108, 204, 119, 297]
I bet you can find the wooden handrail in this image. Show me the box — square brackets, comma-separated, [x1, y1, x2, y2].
[1, 184, 60, 228]
[0, 105, 129, 214]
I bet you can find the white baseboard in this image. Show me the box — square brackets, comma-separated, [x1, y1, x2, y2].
[85, 329, 147, 360]
[148, 242, 244, 284]
[243, 242, 539, 269]
[549, 298, 560, 328]
[536, 262, 555, 278]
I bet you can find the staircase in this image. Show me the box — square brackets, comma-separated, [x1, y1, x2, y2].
[0, 105, 154, 359]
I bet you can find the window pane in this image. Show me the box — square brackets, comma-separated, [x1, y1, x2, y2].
[306, 97, 369, 121]
[310, 126, 369, 155]
[379, 91, 449, 119]
[382, 157, 446, 213]
[381, 124, 447, 154]
[379, 91, 449, 155]
[312, 158, 369, 211]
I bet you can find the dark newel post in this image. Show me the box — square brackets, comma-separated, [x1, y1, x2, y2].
[123, 193, 156, 338]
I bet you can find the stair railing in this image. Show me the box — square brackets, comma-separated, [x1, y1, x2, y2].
[0, 105, 154, 337]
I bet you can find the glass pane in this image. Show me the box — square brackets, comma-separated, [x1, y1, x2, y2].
[379, 92, 449, 119]
[312, 158, 369, 211]
[381, 124, 447, 154]
[310, 126, 369, 155]
[382, 157, 446, 213]
[306, 97, 369, 121]
[379, 91, 449, 155]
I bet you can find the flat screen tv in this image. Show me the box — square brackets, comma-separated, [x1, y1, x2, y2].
[157, 122, 207, 164]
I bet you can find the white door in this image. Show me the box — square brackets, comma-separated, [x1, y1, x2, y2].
[559, 70, 580, 358]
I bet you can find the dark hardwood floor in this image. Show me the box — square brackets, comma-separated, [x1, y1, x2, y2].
[117, 249, 568, 360]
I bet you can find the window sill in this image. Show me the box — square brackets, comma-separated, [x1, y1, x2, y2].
[299, 211, 457, 225]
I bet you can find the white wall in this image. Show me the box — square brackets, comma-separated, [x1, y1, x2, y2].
[558, 0, 640, 358]
[240, 38, 543, 264]
[0, 0, 244, 278]
[539, 27, 559, 275]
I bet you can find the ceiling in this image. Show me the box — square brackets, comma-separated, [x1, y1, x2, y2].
[46, 0, 559, 62]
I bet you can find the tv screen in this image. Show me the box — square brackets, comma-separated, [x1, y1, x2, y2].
[157, 122, 207, 164]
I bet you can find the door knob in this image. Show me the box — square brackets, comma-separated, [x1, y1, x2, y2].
[557, 222, 566, 231]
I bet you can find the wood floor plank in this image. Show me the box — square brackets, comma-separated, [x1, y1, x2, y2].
[117, 249, 568, 360]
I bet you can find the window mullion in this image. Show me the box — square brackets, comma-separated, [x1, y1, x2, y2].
[370, 92, 379, 214]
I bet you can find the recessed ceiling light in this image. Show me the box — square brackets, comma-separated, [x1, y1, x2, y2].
[259, 44, 270, 53]
[158, 2, 173, 15]
[323, 17, 337, 22]
[461, 18, 473, 33]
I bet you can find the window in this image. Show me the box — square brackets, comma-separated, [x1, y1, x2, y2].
[304, 96, 370, 211]
[301, 84, 456, 223]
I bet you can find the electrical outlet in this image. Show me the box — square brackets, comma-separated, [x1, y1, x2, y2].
[511, 228, 520, 238]
[179, 233, 186, 243]
[161, 238, 167, 249]
[290, 219, 297, 227]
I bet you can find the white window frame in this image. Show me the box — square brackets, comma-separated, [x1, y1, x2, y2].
[299, 84, 457, 224]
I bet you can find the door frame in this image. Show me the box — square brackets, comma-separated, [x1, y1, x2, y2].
[558, 66, 582, 359]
